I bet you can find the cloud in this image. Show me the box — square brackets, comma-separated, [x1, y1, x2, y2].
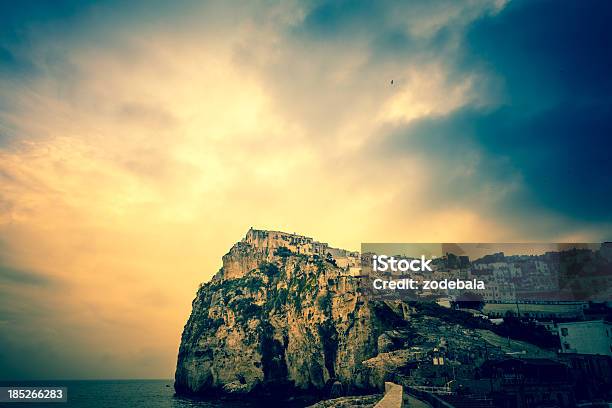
[0, 264, 54, 286]
[0, 0, 610, 380]
[379, 0, 612, 230]
[459, 0, 612, 223]
[462, 0, 612, 108]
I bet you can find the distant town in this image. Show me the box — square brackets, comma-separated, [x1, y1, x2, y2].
[359, 243, 612, 406]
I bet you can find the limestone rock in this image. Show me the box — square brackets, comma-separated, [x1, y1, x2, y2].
[377, 333, 395, 353]
[174, 229, 379, 396]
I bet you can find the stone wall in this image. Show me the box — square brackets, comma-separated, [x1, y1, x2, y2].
[374, 382, 403, 408]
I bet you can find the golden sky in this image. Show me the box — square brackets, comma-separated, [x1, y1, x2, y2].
[1, 0, 610, 379]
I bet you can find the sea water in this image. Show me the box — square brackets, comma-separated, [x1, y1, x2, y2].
[0, 380, 269, 408]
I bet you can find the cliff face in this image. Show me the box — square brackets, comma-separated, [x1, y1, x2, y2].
[175, 229, 385, 396]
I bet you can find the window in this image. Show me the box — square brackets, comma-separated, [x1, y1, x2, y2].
[561, 328, 568, 336]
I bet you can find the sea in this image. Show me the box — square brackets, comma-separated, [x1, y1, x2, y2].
[0, 380, 277, 408]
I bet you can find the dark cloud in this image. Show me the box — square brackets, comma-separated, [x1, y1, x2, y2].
[0, 270, 61, 380]
[300, 0, 383, 37]
[0, 46, 37, 78]
[0, 0, 99, 73]
[0, 265, 55, 287]
[0, 241, 56, 287]
[0, 1, 98, 41]
[296, 0, 467, 57]
[463, 0, 612, 108]
[385, 0, 612, 226]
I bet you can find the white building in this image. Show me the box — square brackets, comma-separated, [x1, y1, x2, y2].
[558, 320, 612, 356]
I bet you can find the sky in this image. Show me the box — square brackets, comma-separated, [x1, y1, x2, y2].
[0, 0, 611, 380]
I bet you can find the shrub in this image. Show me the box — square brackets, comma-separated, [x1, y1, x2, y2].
[275, 247, 292, 257]
[260, 262, 280, 279]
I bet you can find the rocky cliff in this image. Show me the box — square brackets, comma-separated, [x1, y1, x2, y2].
[175, 229, 393, 397]
[174, 229, 552, 399]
